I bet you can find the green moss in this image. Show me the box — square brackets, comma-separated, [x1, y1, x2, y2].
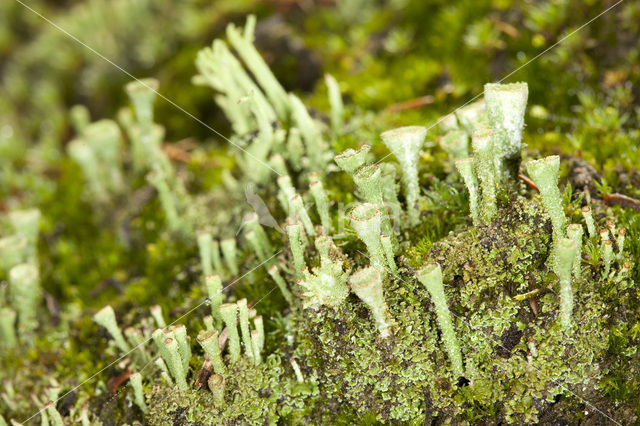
[287, 195, 613, 423]
[147, 355, 319, 424]
[3, 1, 640, 424]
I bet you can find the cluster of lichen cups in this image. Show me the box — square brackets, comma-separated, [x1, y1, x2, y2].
[4, 14, 633, 424]
[93, 74, 623, 420]
[89, 29, 626, 422]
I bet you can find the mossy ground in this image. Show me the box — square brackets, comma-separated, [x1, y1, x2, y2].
[138, 194, 626, 424]
[2, 0, 640, 424]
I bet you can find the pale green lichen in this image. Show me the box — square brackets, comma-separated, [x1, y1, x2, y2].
[208, 374, 225, 407]
[335, 144, 370, 175]
[525, 155, 566, 247]
[555, 238, 577, 330]
[160, 336, 189, 391]
[219, 303, 241, 363]
[380, 125, 427, 225]
[350, 203, 386, 269]
[484, 82, 528, 182]
[287, 223, 306, 278]
[267, 264, 294, 305]
[6, 11, 637, 425]
[325, 74, 344, 134]
[416, 262, 464, 378]
[440, 129, 469, 160]
[298, 236, 350, 309]
[566, 224, 584, 279]
[308, 173, 331, 232]
[352, 164, 393, 235]
[471, 128, 497, 222]
[237, 298, 254, 361]
[349, 267, 393, 338]
[8, 263, 40, 335]
[455, 157, 481, 225]
[130, 372, 148, 414]
[197, 329, 226, 375]
[0, 307, 17, 348]
[205, 274, 223, 319]
[0, 235, 28, 271]
[220, 238, 239, 276]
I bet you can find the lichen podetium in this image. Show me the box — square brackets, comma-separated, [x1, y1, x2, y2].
[1, 8, 639, 426]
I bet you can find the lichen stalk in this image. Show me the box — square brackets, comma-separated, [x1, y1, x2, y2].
[130, 372, 148, 414]
[197, 232, 213, 277]
[267, 265, 293, 304]
[237, 299, 254, 360]
[125, 327, 150, 364]
[325, 74, 344, 134]
[125, 78, 160, 171]
[309, 173, 331, 232]
[0, 236, 28, 271]
[353, 164, 393, 235]
[380, 235, 397, 274]
[208, 374, 225, 408]
[219, 303, 241, 362]
[379, 162, 400, 206]
[616, 228, 625, 257]
[416, 263, 464, 377]
[162, 337, 189, 391]
[556, 239, 577, 330]
[580, 205, 596, 238]
[173, 324, 191, 372]
[602, 240, 613, 278]
[251, 330, 262, 365]
[210, 239, 223, 274]
[93, 305, 129, 353]
[8, 263, 41, 335]
[286, 128, 304, 171]
[277, 175, 296, 215]
[349, 203, 386, 269]
[454, 158, 481, 225]
[253, 315, 265, 352]
[335, 144, 370, 175]
[44, 401, 64, 426]
[566, 224, 584, 279]
[0, 308, 17, 348]
[455, 99, 488, 134]
[524, 155, 566, 246]
[154, 357, 173, 385]
[147, 170, 184, 234]
[150, 305, 166, 328]
[220, 238, 239, 276]
[197, 329, 226, 375]
[289, 194, 316, 237]
[440, 130, 469, 160]
[287, 224, 306, 278]
[484, 82, 528, 182]
[8, 208, 41, 257]
[226, 16, 289, 119]
[471, 128, 497, 222]
[205, 274, 223, 319]
[244, 212, 273, 260]
[289, 94, 326, 169]
[349, 267, 393, 338]
[380, 126, 427, 225]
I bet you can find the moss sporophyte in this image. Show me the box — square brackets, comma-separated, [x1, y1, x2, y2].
[2, 12, 638, 425]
